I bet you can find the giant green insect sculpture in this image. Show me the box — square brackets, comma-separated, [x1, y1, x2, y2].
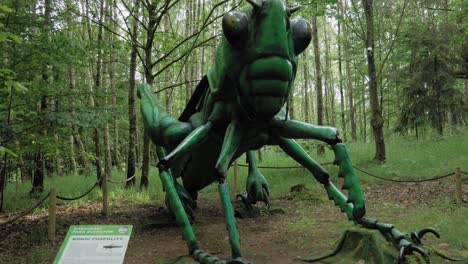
[137, 0, 439, 263]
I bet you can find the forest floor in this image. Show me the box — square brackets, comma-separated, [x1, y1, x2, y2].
[1, 175, 467, 264]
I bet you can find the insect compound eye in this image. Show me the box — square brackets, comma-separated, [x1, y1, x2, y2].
[291, 18, 312, 55]
[222, 11, 249, 48]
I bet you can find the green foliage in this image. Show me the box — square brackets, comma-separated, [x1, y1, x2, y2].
[396, 20, 467, 134]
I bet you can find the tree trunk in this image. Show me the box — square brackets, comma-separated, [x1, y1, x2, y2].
[126, 0, 140, 188]
[31, 0, 53, 193]
[337, 11, 346, 141]
[343, 1, 357, 141]
[140, 136, 150, 189]
[289, 91, 295, 119]
[93, 0, 105, 181]
[0, 86, 14, 211]
[362, 0, 386, 162]
[303, 53, 310, 123]
[70, 135, 77, 175]
[102, 0, 112, 179]
[311, 14, 325, 155]
[139, 1, 160, 189]
[323, 17, 333, 125]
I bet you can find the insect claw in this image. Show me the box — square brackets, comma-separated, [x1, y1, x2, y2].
[398, 246, 407, 264]
[410, 231, 421, 244]
[417, 227, 440, 240]
[411, 245, 430, 263]
[236, 194, 252, 209]
[262, 188, 270, 209]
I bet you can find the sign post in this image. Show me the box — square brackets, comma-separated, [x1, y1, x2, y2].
[54, 225, 133, 264]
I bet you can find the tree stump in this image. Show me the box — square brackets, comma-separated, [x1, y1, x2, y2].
[299, 228, 418, 264]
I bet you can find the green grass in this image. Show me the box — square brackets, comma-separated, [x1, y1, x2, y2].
[3, 131, 467, 212]
[3, 168, 166, 212]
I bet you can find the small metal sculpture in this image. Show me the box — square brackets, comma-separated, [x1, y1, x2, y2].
[138, 1, 439, 263]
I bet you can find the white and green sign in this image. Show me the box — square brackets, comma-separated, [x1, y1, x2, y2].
[54, 225, 133, 264]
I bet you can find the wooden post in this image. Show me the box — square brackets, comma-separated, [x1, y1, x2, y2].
[233, 160, 238, 192]
[455, 167, 462, 204]
[48, 188, 56, 242]
[102, 173, 108, 215]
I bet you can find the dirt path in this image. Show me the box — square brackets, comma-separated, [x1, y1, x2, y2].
[0, 177, 466, 264]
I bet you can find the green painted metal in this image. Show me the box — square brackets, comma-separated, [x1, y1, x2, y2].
[332, 143, 365, 219]
[158, 168, 198, 253]
[245, 151, 270, 205]
[138, 0, 440, 263]
[218, 183, 242, 258]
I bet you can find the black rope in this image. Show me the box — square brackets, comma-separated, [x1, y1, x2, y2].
[56, 182, 99, 201]
[0, 193, 49, 225]
[236, 162, 462, 183]
[461, 171, 468, 175]
[236, 162, 333, 169]
[107, 174, 136, 184]
[352, 166, 455, 183]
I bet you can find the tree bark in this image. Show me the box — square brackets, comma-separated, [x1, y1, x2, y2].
[311, 14, 325, 155]
[342, 0, 357, 141]
[323, 17, 332, 125]
[102, 0, 112, 179]
[337, 10, 347, 141]
[32, 0, 52, 192]
[126, 0, 140, 188]
[70, 135, 77, 175]
[362, 0, 386, 162]
[94, 0, 105, 181]
[303, 53, 310, 123]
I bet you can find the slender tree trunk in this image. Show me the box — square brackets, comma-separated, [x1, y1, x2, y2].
[140, 1, 159, 189]
[54, 134, 62, 176]
[0, 86, 14, 211]
[184, 0, 192, 103]
[73, 131, 87, 172]
[127, 0, 140, 188]
[66, 18, 78, 175]
[362, 0, 386, 162]
[311, 14, 325, 155]
[70, 135, 77, 175]
[289, 91, 295, 119]
[102, 0, 112, 179]
[93, 0, 105, 181]
[323, 17, 332, 125]
[31, 0, 52, 193]
[108, 0, 120, 169]
[343, 1, 357, 141]
[361, 75, 367, 141]
[337, 11, 346, 141]
[303, 53, 310, 123]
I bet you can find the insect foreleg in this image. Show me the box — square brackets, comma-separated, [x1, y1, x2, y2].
[158, 121, 213, 170]
[214, 121, 247, 262]
[272, 119, 365, 219]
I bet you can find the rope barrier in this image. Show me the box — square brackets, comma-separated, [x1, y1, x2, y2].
[236, 162, 465, 183]
[56, 182, 99, 201]
[0, 193, 49, 225]
[107, 174, 136, 184]
[0, 173, 139, 225]
[236, 162, 333, 169]
[352, 166, 456, 183]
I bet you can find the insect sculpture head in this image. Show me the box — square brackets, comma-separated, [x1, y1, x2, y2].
[209, 0, 312, 119]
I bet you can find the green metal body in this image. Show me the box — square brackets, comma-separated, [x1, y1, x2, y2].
[138, 1, 438, 263]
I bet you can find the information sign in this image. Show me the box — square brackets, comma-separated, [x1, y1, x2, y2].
[54, 225, 133, 264]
